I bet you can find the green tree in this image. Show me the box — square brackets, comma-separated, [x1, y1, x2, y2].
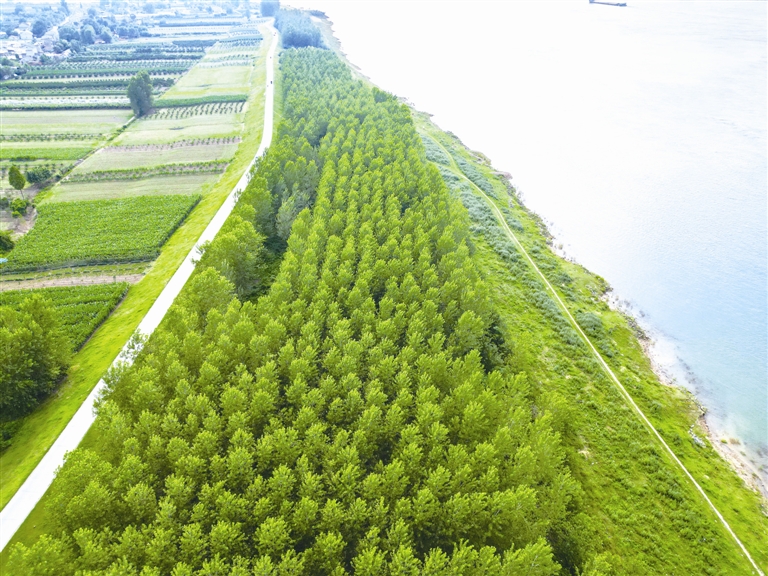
[32, 19, 50, 38]
[58, 24, 79, 41]
[0, 296, 71, 418]
[127, 70, 153, 117]
[0, 230, 14, 252]
[8, 165, 26, 195]
[81, 24, 96, 44]
[197, 214, 266, 297]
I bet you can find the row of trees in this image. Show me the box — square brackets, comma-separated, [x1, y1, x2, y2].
[274, 9, 323, 49]
[7, 45, 606, 574]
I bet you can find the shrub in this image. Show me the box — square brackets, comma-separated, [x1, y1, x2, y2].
[10, 197, 29, 218]
[0, 230, 13, 251]
[25, 166, 53, 184]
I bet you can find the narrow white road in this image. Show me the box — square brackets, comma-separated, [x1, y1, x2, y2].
[0, 26, 279, 553]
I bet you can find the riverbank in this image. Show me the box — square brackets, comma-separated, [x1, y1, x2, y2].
[597, 289, 768, 499]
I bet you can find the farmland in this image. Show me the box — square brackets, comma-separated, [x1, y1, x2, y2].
[1, 195, 200, 273]
[111, 111, 245, 144]
[76, 141, 238, 171]
[0, 109, 131, 136]
[0, 143, 94, 162]
[0, 283, 129, 351]
[50, 174, 218, 202]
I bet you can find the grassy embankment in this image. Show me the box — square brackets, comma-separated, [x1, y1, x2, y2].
[0, 25, 274, 559]
[414, 115, 768, 573]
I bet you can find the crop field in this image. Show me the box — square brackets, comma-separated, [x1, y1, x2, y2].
[66, 161, 228, 182]
[0, 142, 96, 162]
[151, 101, 246, 119]
[75, 142, 238, 172]
[29, 59, 196, 74]
[0, 283, 129, 350]
[148, 25, 233, 35]
[112, 112, 244, 145]
[0, 96, 130, 109]
[49, 174, 218, 202]
[0, 109, 132, 135]
[159, 63, 254, 99]
[0, 195, 201, 273]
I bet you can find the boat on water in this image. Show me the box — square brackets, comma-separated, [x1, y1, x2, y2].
[589, 0, 627, 6]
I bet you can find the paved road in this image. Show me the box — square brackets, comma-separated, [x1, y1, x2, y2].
[0, 25, 278, 553]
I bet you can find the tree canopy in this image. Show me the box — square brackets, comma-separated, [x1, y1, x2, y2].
[275, 9, 322, 49]
[0, 296, 70, 420]
[8, 165, 26, 192]
[127, 70, 154, 117]
[8, 47, 602, 575]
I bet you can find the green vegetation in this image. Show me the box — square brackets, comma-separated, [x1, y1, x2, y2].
[51, 175, 219, 202]
[0, 110, 132, 136]
[0, 283, 128, 449]
[127, 71, 154, 117]
[1, 195, 201, 273]
[413, 115, 768, 573]
[0, 230, 14, 252]
[0, 283, 130, 352]
[0, 296, 70, 421]
[149, 101, 246, 119]
[67, 161, 229, 182]
[6, 47, 595, 576]
[0, 144, 94, 162]
[261, 0, 280, 17]
[8, 165, 25, 192]
[156, 94, 249, 107]
[275, 9, 323, 48]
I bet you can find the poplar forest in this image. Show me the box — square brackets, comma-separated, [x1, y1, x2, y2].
[3, 7, 768, 576]
[5, 47, 582, 575]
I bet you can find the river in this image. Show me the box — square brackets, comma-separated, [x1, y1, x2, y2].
[285, 0, 768, 481]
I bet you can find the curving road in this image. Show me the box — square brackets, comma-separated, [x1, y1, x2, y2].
[0, 25, 279, 553]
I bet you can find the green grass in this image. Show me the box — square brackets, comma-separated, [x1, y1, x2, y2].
[1, 195, 201, 273]
[0, 25, 272, 564]
[49, 174, 219, 202]
[0, 143, 96, 162]
[0, 109, 132, 135]
[414, 113, 768, 573]
[74, 143, 239, 172]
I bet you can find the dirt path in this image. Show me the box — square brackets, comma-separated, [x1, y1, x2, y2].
[0, 274, 143, 291]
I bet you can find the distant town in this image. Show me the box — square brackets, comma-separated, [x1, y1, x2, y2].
[0, 1, 251, 71]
